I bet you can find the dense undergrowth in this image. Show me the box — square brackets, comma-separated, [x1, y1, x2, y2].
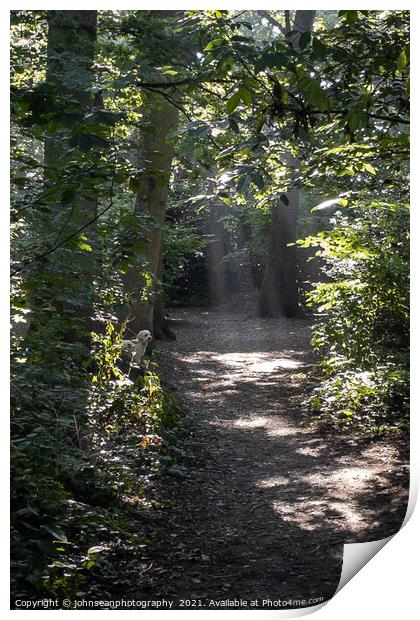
[11, 317, 186, 602]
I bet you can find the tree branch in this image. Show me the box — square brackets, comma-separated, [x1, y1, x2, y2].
[11, 189, 115, 277]
[257, 10, 286, 33]
[285, 10, 291, 33]
[306, 108, 409, 126]
[135, 75, 233, 91]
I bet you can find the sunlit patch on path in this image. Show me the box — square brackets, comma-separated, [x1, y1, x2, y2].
[149, 307, 409, 602]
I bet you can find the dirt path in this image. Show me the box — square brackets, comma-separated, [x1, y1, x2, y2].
[138, 308, 409, 609]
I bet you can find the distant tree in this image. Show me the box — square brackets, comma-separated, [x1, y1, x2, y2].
[257, 10, 316, 318]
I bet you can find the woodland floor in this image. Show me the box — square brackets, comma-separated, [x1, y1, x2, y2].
[134, 307, 409, 609]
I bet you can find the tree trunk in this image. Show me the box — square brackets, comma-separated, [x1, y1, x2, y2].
[257, 190, 299, 317]
[28, 11, 97, 351]
[257, 10, 315, 318]
[205, 202, 233, 306]
[123, 91, 178, 336]
[292, 10, 317, 36]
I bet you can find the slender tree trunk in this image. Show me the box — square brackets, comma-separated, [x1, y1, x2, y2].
[123, 91, 178, 335]
[257, 10, 315, 318]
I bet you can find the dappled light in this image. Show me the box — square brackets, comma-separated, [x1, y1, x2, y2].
[10, 7, 409, 608]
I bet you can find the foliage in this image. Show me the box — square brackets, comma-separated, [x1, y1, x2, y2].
[301, 201, 409, 431]
[10, 10, 204, 602]
[163, 223, 207, 305]
[10, 8, 410, 602]
[11, 313, 184, 599]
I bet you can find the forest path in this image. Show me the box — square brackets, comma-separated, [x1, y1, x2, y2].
[139, 308, 408, 607]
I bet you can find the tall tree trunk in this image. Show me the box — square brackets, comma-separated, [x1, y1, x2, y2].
[123, 91, 178, 335]
[257, 189, 299, 317]
[205, 202, 233, 306]
[257, 10, 315, 318]
[28, 11, 97, 351]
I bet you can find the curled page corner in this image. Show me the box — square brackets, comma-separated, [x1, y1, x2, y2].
[335, 536, 392, 595]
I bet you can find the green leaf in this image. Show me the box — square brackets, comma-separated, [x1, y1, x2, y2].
[397, 50, 407, 73]
[226, 91, 241, 114]
[280, 194, 289, 206]
[61, 188, 76, 205]
[346, 110, 361, 131]
[87, 545, 107, 555]
[257, 51, 285, 71]
[307, 83, 329, 112]
[251, 171, 264, 190]
[236, 174, 251, 194]
[343, 10, 358, 25]
[299, 31, 311, 50]
[238, 86, 252, 106]
[204, 38, 225, 51]
[228, 117, 240, 133]
[72, 132, 109, 151]
[42, 525, 67, 542]
[79, 242, 93, 252]
[364, 163, 376, 175]
[129, 177, 141, 192]
[312, 37, 327, 60]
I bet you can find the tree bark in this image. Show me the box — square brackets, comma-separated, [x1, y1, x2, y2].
[28, 11, 97, 350]
[257, 10, 315, 318]
[123, 91, 178, 335]
[257, 190, 299, 317]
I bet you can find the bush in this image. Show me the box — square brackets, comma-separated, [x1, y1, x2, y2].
[300, 200, 409, 432]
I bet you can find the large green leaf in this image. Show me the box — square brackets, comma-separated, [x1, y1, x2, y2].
[226, 91, 241, 114]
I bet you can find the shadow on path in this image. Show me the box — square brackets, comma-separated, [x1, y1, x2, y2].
[137, 308, 409, 608]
